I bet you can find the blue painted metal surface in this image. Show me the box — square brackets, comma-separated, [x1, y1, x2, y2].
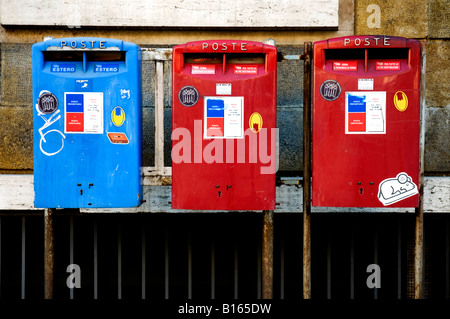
[32, 37, 142, 208]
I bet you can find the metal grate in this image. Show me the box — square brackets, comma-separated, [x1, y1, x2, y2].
[0, 213, 449, 300]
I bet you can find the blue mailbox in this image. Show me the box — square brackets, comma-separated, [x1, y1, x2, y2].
[32, 37, 142, 208]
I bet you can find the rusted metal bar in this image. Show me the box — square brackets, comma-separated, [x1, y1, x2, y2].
[188, 232, 192, 299]
[262, 210, 274, 299]
[94, 218, 98, 299]
[302, 41, 313, 299]
[0, 217, 2, 299]
[414, 40, 427, 299]
[234, 239, 238, 299]
[155, 60, 165, 174]
[397, 220, 402, 299]
[44, 208, 54, 299]
[211, 239, 216, 299]
[326, 234, 331, 299]
[118, 223, 122, 299]
[165, 229, 169, 299]
[142, 223, 146, 299]
[21, 216, 26, 299]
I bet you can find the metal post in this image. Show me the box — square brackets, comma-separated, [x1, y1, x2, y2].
[165, 229, 169, 299]
[211, 239, 215, 299]
[262, 210, 274, 299]
[155, 60, 165, 173]
[0, 217, 2, 299]
[44, 208, 54, 299]
[414, 40, 426, 299]
[414, 193, 424, 299]
[446, 220, 450, 299]
[327, 233, 331, 299]
[280, 235, 285, 299]
[398, 220, 402, 299]
[118, 223, 122, 300]
[302, 41, 313, 299]
[188, 232, 192, 299]
[350, 229, 355, 299]
[234, 239, 238, 299]
[21, 216, 25, 299]
[94, 218, 98, 299]
[69, 216, 74, 300]
[374, 227, 378, 299]
[142, 223, 146, 300]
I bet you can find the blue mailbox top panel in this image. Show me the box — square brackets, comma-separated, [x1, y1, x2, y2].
[37, 37, 125, 50]
[32, 37, 142, 209]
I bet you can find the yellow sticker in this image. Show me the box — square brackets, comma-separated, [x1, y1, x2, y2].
[249, 112, 263, 133]
[393, 91, 408, 112]
[111, 106, 125, 127]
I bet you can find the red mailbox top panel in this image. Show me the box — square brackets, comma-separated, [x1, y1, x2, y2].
[326, 35, 408, 49]
[175, 40, 271, 53]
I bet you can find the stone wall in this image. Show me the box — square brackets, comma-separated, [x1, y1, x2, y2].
[0, 0, 448, 174]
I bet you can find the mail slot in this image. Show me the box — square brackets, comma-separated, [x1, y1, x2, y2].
[312, 35, 421, 207]
[32, 37, 143, 208]
[171, 40, 277, 210]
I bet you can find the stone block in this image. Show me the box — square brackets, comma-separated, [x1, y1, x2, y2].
[355, 0, 427, 38]
[426, 40, 450, 108]
[428, 0, 450, 38]
[1, 43, 32, 106]
[0, 107, 33, 169]
[425, 106, 450, 172]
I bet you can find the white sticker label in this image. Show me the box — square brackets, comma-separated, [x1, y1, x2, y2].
[378, 172, 418, 206]
[83, 93, 104, 133]
[216, 83, 232, 95]
[192, 65, 215, 74]
[358, 78, 374, 90]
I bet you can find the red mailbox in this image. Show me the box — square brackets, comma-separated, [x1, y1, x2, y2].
[172, 40, 277, 210]
[312, 35, 421, 207]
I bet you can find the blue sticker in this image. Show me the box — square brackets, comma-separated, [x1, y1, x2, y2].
[51, 63, 76, 73]
[206, 99, 225, 118]
[75, 79, 91, 91]
[66, 93, 84, 112]
[347, 94, 366, 113]
[94, 63, 119, 72]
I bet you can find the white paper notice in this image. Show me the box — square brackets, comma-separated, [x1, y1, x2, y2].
[366, 95, 385, 133]
[83, 92, 104, 134]
[358, 78, 374, 90]
[216, 83, 232, 95]
[223, 97, 243, 138]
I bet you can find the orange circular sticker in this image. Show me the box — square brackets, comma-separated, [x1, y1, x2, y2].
[393, 91, 408, 112]
[249, 112, 263, 133]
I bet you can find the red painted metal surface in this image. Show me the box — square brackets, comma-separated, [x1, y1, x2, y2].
[172, 40, 277, 210]
[312, 36, 421, 207]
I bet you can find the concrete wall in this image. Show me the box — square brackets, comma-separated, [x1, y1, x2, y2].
[0, 0, 448, 175]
